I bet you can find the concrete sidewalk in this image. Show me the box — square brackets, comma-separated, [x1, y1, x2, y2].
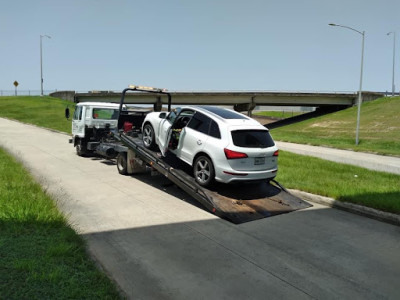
[277, 141, 400, 175]
[1, 118, 400, 300]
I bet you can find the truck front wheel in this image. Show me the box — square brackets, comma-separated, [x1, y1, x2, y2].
[76, 139, 87, 156]
[117, 152, 128, 175]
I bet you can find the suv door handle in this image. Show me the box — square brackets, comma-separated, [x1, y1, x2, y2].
[197, 140, 202, 145]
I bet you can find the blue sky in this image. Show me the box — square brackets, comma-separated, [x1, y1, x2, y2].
[1, 0, 399, 93]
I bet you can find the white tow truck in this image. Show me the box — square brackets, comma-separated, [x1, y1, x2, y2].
[69, 86, 311, 224]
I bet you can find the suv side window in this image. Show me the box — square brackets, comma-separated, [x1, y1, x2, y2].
[166, 108, 181, 124]
[209, 120, 221, 139]
[187, 112, 211, 135]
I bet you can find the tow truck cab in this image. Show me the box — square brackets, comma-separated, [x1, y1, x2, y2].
[71, 102, 126, 156]
[72, 102, 121, 138]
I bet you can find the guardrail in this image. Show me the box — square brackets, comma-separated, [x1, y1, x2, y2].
[0, 90, 56, 96]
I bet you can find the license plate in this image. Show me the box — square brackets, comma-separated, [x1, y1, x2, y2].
[254, 157, 265, 165]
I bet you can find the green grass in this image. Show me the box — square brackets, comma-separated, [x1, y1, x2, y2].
[276, 151, 400, 214]
[254, 110, 303, 119]
[0, 148, 121, 299]
[271, 96, 400, 156]
[0, 95, 398, 215]
[0, 96, 73, 133]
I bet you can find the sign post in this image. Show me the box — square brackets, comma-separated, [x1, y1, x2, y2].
[13, 81, 19, 96]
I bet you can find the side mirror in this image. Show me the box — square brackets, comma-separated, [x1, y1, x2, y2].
[159, 112, 167, 119]
[65, 107, 70, 120]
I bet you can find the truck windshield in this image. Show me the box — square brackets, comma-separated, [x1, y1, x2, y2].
[93, 108, 119, 120]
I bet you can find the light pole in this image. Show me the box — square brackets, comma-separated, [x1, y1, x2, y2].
[40, 34, 51, 96]
[329, 23, 365, 145]
[387, 32, 396, 96]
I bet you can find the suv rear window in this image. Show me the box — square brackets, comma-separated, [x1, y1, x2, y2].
[231, 130, 275, 148]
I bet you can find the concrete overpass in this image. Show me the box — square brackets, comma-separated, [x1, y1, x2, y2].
[51, 90, 384, 114]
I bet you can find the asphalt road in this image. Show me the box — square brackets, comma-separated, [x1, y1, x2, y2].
[1, 118, 399, 300]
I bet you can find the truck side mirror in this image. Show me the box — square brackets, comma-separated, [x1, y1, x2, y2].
[65, 107, 70, 120]
[159, 112, 167, 119]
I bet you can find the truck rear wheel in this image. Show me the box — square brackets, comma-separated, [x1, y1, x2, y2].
[117, 152, 128, 175]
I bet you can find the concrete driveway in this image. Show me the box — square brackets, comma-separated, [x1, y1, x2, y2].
[1, 118, 399, 300]
[277, 141, 400, 175]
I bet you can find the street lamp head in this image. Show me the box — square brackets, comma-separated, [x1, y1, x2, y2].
[329, 23, 338, 26]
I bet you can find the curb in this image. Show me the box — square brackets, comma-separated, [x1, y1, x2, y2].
[290, 189, 400, 227]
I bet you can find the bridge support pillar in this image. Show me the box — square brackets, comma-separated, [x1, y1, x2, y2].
[154, 97, 162, 111]
[234, 97, 256, 116]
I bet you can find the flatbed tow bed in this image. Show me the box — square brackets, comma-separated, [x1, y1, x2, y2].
[114, 86, 311, 224]
[116, 133, 311, 224]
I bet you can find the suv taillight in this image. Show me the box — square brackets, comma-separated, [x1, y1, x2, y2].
[224, 148, 248, 159]
[273, 150, 279, 156]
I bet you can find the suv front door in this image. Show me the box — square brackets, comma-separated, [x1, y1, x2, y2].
[178, 112, 211, 165]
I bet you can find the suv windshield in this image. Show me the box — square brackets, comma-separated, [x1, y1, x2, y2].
[231, 130, 275, 148]
[93, 108, 119, 120]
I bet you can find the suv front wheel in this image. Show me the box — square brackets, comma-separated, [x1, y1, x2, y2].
[142, 123, 156, 149]
[194, 155, 215, 187]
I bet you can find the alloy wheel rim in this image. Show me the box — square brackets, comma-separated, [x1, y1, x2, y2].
[196, 159, 210, 183]
[143, 126, 152, 146]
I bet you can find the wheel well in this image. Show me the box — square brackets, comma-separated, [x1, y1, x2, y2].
[193, 152, 213, 166]
[74, 136, 88, 147]
[143, 121, 152, 128]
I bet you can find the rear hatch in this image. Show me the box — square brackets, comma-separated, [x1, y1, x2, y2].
[226, 128, 278, 171]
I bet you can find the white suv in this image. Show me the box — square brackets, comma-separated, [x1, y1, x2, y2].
[142, 106, 278, 187]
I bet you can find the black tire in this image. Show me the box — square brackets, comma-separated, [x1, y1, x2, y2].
[76, 139, 87, 157]
[193, 155, 215, 187]
[117, 152, 128, 175]
[142, 123, 156, 149]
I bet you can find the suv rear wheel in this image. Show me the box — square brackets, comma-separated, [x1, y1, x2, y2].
[194, 155, 215, 187]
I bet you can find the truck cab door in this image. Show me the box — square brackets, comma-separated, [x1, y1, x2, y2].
[72, 106, 86, 138]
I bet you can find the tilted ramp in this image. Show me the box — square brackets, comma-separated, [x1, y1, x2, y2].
[118, 134, 312, 224]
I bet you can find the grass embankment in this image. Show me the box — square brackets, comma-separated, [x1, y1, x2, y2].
[0, 96, 72, 133]
[271, 96, 400, 156]
[254, 110, 303, 119]
[276, 151, 400, 214]
[0, 148, 121, 299]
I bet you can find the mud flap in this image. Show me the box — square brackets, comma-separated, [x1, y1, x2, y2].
[127, 149, 147, 174]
